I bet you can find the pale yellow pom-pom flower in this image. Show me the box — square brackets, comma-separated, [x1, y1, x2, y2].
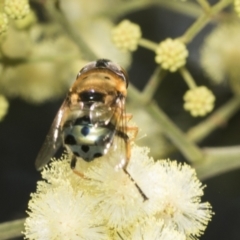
[0, 13, 8, 34]
[4, 0, 30, 20]
[155, 38, 188, 72]
[24, 181, 108, 240]
[84, 160, 146, 230]
[112, 19, 141, 52]
[183, 86, 215, 117]
[0, 95, 9, 121]
[128, 146, 213, 238]
[24, 145, 213, 239]
[131, 217, 186, 240]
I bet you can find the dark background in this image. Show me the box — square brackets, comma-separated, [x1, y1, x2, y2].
[1, 3, 240, 240]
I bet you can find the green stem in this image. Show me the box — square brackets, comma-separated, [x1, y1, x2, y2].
[179, 67, 197, 89]
[196, 0, 211, 12]
[179, 0, 233, 44]
[102, 0, 202, 21]
[100, 0, 154, 20]
[142, 67, 167, 103]
[128, 84, 204, 163]
[155, 0, 202, 18]
[148, 102, 204, 162]
[44, 2, 97, 60]
[0, 218, 25, 239]
[187, 95, 240, 143]
[194, 146, 240, 180]
[138, 38, 158, 51]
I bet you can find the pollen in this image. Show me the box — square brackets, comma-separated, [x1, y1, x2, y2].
[155, 38, 188, 72]
[4, 0, 30, 20]
[183, 86, 215, 117]
[111, 19, 142, 52]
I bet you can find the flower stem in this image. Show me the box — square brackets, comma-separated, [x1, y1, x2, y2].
[196, 0, 211, 12]
[148, 102, 204, 162]
[101, 0, 154, 20]
[0, 218, 25, 239]
[179, 0, 233, 44]
[128, 84, 204, 163]
[102, 0, 202, 20]
[195, 146, 240, 180]
[179, 67, 197, 89]
[155, 0, 202, 18]
[142, 67, 166, 103]
[44, 2, 97, 60]
[187, 95, 240, 143]
[138, 38, 158, 51]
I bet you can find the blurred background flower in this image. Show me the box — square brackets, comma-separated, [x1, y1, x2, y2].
[200, 21, 240, 95]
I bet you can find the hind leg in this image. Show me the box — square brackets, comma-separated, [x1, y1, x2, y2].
[122, 126, 148, 200]
[124, 125, 139, 165]
[70, 155, 86, 178]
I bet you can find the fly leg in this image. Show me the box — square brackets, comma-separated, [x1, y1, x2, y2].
[123, 167, 148, 201]
[121, 112, 138, 162]
[122, 125, 148, 201]
[70, 155, 86, 178]
[125, 125, 138, 163]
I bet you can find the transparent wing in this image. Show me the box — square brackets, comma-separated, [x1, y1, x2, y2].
[35, 101, 68, 170]
[108, 97, 129, 169]
[89, 102, 115, 126]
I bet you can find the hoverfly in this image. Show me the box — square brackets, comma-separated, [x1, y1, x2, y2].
[35, 59, 139, 176]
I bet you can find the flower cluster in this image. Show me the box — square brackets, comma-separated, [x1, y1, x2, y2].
[183, 86, 215, 117]
[155, 38, 188, 72]
[0, 13, 8, 34]
[111, 19, 142, 52]
[4, 0, 30, 20]
[24, 145, 213, 240]
[0, 95, 9, 121]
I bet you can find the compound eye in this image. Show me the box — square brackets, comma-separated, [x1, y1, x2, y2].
[76, 61, 96, 78]
[107, 61, 129, 88]
[76, 59, 129, 88]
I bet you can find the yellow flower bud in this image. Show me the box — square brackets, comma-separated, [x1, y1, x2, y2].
[4, 0, 30, 20]
[155, 38, 188, 72]
[183, 86, 215, 117]
[112, 19, 141, 52]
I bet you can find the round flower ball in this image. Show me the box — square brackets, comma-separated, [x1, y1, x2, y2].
[111, 19, 142, 52]
[155, 38, 188, 72]
[183, 86, 215, 117]
[4, 0, 30, 20]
